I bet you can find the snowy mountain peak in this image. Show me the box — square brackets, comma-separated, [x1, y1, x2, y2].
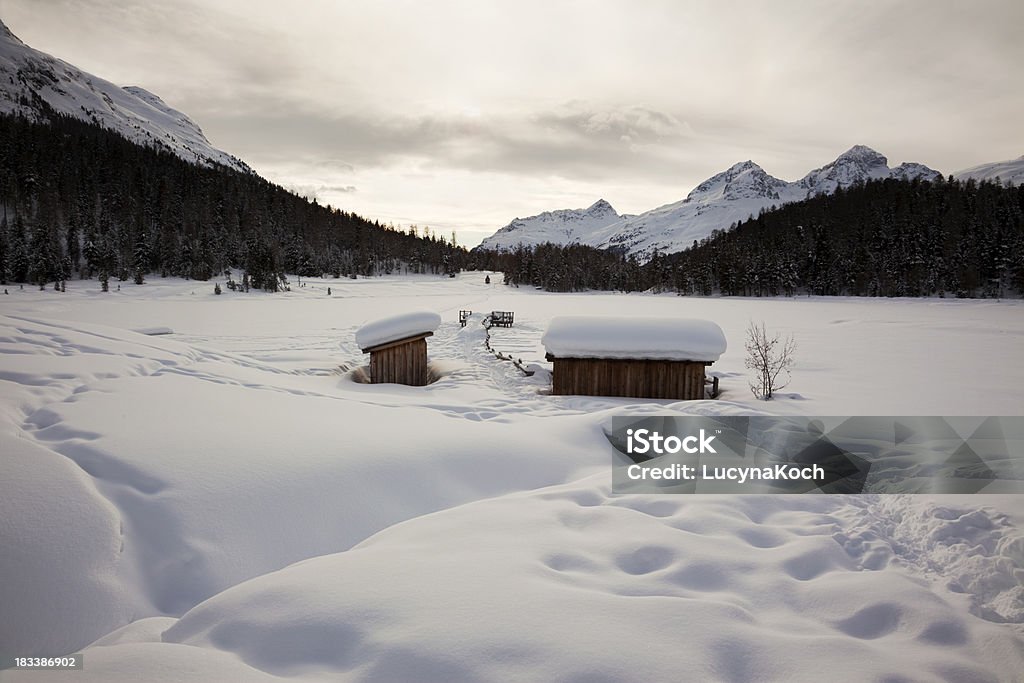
[836, 144, 889, 167]
[484, 145, 947, 260]
[890, 162, 943, 182]
[797, 144, 893, 195]
[586, 199, 617, 216]
[478, 199, 624, 251]
[687, 160, 787, 203]
[0, 22, 251, 174]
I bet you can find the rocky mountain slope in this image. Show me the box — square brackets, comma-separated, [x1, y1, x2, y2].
[0, 19, 250, 174]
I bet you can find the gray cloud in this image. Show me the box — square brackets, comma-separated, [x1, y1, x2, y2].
[285, 184, 357, 203]
[4, 0, 1022, 244]
[533, 102, 693, 144]
[3, 0, 305, 105]
[198, 101, 708, 186]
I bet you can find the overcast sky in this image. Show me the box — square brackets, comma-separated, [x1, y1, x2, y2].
[5, 1, 1022, 246]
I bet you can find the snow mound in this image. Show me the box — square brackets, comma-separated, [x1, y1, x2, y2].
[131, 326, 174, 336]
[355, 310, 441, 350]
[542, 315, 727, 361]
[0, 433, 131, 657]
[157, 482, 1024, 682]
[834, 497, 1024, 623]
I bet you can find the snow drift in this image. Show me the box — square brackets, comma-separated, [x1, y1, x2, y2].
[1, 275, 1022, 682]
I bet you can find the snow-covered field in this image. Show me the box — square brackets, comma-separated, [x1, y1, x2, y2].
[1, 274, 1023, 682]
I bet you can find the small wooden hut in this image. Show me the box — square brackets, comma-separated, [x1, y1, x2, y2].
[356, 310, 442, 386]
[541, 316, 727, 400]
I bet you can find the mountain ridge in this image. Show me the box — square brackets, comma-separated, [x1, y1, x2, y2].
[0, 19, 250, 174]
[480, 145, 943, 258]
[954, 155, 1024, 187]
[482, 198, 625, 249]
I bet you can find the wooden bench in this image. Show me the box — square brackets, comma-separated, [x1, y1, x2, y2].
[489, 311, 514, 328]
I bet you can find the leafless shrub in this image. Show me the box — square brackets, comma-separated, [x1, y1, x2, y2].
[745, 321, 796, 400]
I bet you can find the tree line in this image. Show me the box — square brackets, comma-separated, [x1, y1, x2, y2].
[478, 176, 1024, 298]
[5, 106, 1020, 299]
[0, 111, 468, 291]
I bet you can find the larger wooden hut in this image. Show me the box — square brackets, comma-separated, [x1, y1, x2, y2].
[356, 310, 442, 386]
[541, 316, 727, 400]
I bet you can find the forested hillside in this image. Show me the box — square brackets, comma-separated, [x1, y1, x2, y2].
[482, 177, 1024, 298]
[0, 112, 467, 291]
[667, 176, 1024, 298]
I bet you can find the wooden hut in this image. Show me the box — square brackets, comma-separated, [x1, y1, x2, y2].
[541, 316, 727, 400]
[356, 310, 442, 386]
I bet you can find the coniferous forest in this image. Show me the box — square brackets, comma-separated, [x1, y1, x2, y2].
[0, 112, 468, 292]
[4, 107, 1022, 299]
[482, 177, 1024, 298]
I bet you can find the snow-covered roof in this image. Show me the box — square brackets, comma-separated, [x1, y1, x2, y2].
[356, 310, 441, 351]
[541, 316, 727, 362]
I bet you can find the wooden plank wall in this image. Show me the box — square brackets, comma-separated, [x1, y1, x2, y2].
[370, 338, 429, 385]
[551, 358, 708, 399]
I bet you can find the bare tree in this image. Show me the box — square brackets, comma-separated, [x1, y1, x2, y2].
[745, 321, 796, 400]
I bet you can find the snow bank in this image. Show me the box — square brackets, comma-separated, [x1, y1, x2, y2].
[542, 315, 727, 361]
[131, 326, 174, 336]
[155, 482, 1024, 682]
[355, 310, 441, 350]
[0, 433, 132, 656]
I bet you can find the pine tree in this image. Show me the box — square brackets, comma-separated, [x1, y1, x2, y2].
[96, 236, 116, 293]
[0, 216, 8, 284]
[29, 221, 56, 290]
[132, 230, 151, 285]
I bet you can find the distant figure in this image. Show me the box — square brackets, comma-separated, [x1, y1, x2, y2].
[117, 284, 120, 291]
[327, 287, 332, 295]
[3, 289, 7, 295]
[485, 275, 491, 284]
